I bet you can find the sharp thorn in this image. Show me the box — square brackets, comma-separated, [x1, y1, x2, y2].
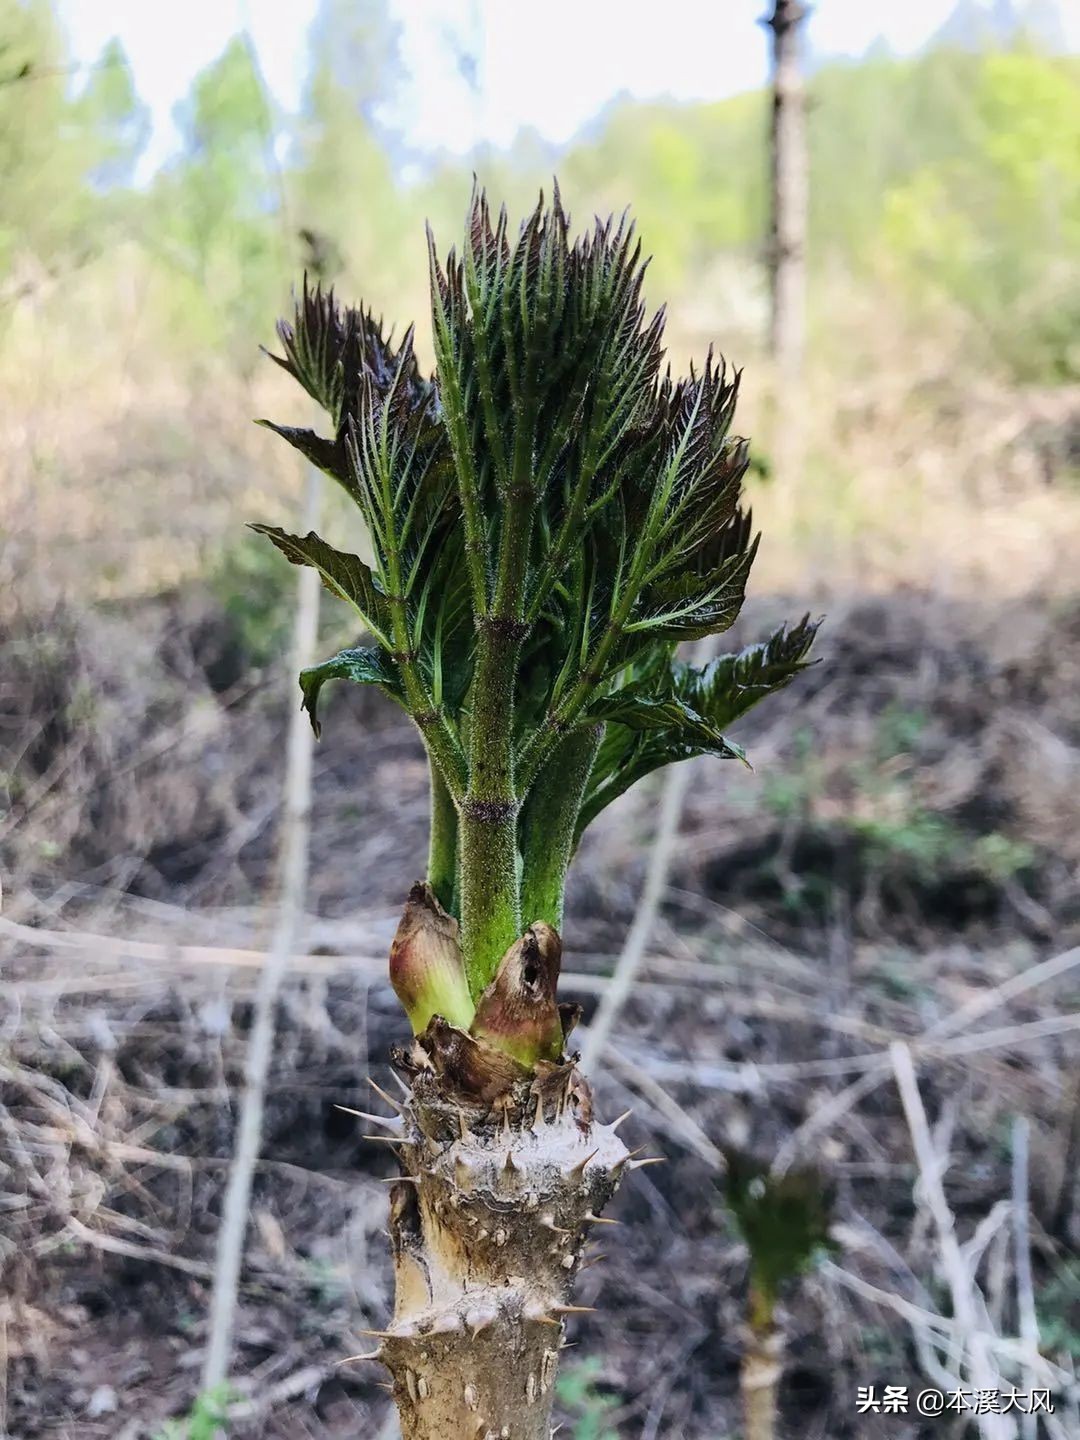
[625, 1144, 648, 1160]
[367, 1077, 405, 1113]
[456, 1106, 471, 1140]
[579, 1253, 607, 1270]
[630, 1157, 666, 1170]
[502, 1148, 520, 1176]
[335, 1105, 400, 1131]
[379, 1174, 419, 1184]
[502, 1101, 513, 1140]
[540, 1213, 571, 1235]
[584, 1212, 620, 1226]
[388, 1069, 411, 1097]
[550, 1305, 596, 1316]
[337, 1349, 385, 1366]
[609, 1109, 633, 1132]
[528, 1313, 562, 1328]
[568, 1148, 599, 1180]
[358, 1328, 396, 1340]
[363, 1134, 411, 1148]
[533, 1094, 546, 1129]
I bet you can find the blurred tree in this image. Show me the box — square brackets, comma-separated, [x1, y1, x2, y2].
[75, 36, 148, 190]
[765, 0, 808, 376]
[291, 0, 407, 301]
[933, 0, 1067, 51]
[0, 1, 145, 284]
[764, 0, 809, 515]
[881, 49, 1080, 377]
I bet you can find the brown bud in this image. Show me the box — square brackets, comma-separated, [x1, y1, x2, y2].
[417, 1016, 524, 1104]
[470, 922, 565, 1069]
[558, 1002, 583, 1042]
[389, 882, 474, 1034]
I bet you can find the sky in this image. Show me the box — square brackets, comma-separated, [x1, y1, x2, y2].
[58, 0, 1080, 179]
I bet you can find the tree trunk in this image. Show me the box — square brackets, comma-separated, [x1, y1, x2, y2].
[764, 0, 809, 506]
[367, 1057, 629, 1439]
[765, 0, 808, 378]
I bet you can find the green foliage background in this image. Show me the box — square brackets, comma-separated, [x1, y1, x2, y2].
[2, 1, 1077, 379]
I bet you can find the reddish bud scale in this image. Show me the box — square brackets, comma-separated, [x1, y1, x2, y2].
[390, 883, 475, 1034]
[470, 922, 565, 1069]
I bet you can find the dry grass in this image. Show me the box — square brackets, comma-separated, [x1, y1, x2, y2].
[2, 573, 1079, 1434]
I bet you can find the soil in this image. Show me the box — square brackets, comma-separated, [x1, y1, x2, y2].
[1, 587, 1078, 1438]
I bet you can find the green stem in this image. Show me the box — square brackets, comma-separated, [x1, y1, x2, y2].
[459, 618, 524, 995]
[427, 758, 459, 915]
[519, 726, 601, 930]
[458, 352, 541, 990]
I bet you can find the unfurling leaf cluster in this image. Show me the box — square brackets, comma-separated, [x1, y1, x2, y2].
[722, 1152, 838, 1328]
[254, 184, 819, 993]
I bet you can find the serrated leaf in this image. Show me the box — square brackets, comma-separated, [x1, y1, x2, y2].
[574, 615, 820, 841]
[584, 689, 741, 752]
[420, 528, 474, 711]
[249, 525, 392, 645]
[299, 646, 402, 737]
[631, 511, 758, 643]
[265, 276, 357, 422]
[672, 613, 822, 725]
[254, 420, 351, 489]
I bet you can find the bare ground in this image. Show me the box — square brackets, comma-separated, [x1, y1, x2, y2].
[1, 587, 1078, 1438]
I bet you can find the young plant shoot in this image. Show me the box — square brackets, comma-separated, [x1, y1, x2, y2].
[255, 186, 818, 1439]
[723, 1153, 837, 1440]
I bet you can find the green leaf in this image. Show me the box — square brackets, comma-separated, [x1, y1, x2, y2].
[343, 332, 456, 608]
[575, 615, 820, 840]
[585, 688, 744, 752]
[299, 645, 402, 737]
[254, 420, 350, 489]
[249, 524, 392, 645]
[673, 612, 821, 724]
[419, 528, 474, 712]
[631, 510, 759, 642]
[264, 276, 359, 424]
[262, 281, 442, 516]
